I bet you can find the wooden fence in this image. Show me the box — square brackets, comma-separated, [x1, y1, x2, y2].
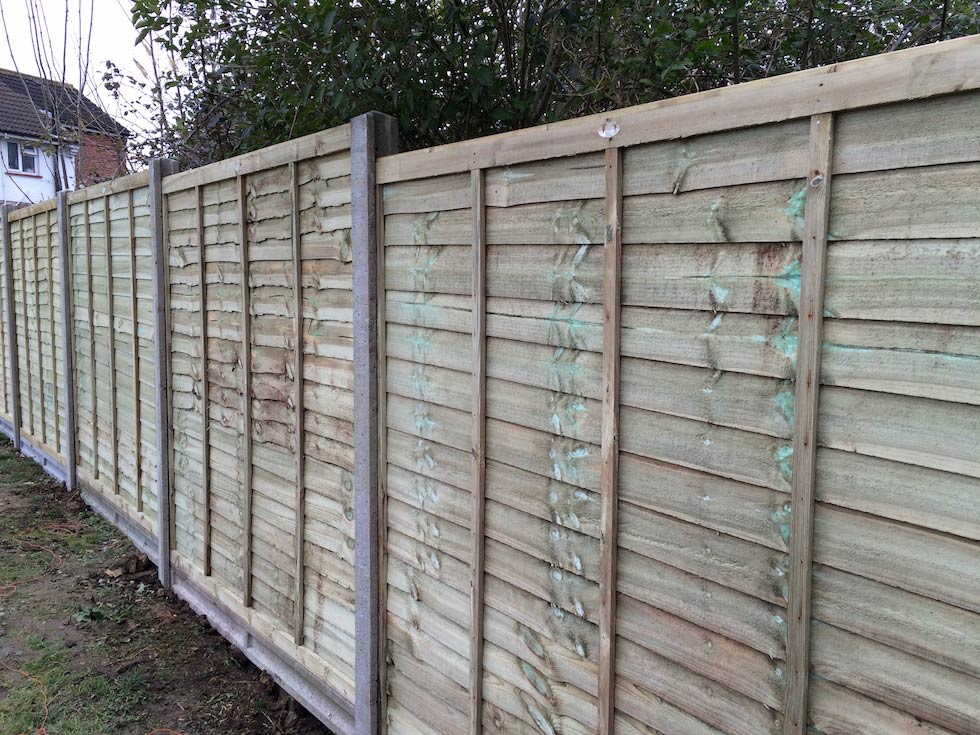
[162, 122, 368, 726]
[0, 37, 978, 735]
[65, 173, 162, 540]
[1, 200, 67, 475]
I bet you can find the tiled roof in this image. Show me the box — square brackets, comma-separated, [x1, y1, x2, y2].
[0, 68, 128, 140]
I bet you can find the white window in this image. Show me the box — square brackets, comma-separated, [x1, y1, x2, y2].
[5, 141, 38, 174]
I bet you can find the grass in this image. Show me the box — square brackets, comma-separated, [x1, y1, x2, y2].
[0, 437, 330, 734]
[0, 640, 151, 734]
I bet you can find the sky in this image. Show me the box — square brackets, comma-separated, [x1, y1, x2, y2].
[0, 0, 155, 127]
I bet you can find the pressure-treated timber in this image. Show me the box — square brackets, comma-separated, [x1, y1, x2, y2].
[0, 204, 20, 450]
[46, 208, 59, 454]
[598, 147, 623, 735]
[56, 193, 76, 492]
[36, 211, 47, 447]
[375, 167, 391, 735]
[127, 190, 143, 511]
[377, 36, 980, 183]
[84, 202, 98, 479]
[151, 158, 178, 588]
[19, 216, 33, 439]
[238, 172, 254, 607]
[33, 210, 45, 447]
[352, 110, 398, 735]
[468, 167, 488, 735]
[196, 185, 212, 575]
[290, 160, 305, 645]
[7, 199, 57, 220]
[784, 113, 835, 734]
[6, 57, 980, 735]
[162, 125, 351, 194]
[104, 196, 119, 494]
[0, 212, 7, 423]
[170, 563, 356, 735]
[66, 170, 151, 205]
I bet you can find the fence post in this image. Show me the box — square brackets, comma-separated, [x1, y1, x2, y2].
[56, 193, 77, 493]
[149, 158, 178, 588]
[0, 204, 21, 452]
[351, 111, 398, 735]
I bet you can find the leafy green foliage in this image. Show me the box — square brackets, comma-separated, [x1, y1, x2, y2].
[127, 0, 980, 165]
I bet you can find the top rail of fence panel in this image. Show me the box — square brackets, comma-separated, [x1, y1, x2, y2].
[377, 35, 980, 183]
[66, 170, 152, 205]
[7, 199, 57, 221]
[162, 124, 351, 193]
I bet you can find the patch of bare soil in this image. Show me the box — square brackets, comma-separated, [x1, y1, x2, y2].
[0, 437, 332, 735]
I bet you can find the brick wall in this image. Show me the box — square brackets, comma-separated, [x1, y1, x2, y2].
[76, 132, 126, 186]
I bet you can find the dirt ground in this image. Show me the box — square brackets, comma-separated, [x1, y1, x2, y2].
[0, 437, 333, 735]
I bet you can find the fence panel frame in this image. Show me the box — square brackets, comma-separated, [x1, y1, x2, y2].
[5, 201, 66, 481]
[0, 204, 20, 448]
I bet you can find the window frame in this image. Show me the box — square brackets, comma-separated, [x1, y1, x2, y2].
[19, 144, 37, 174]
[4, 139, 41, 175]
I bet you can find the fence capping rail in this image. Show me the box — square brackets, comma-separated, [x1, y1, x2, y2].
[161, 124, 351, 194]
[376, 35, 980, 183]
[65, 170, 152, 205]
[6, 199, 56, 222]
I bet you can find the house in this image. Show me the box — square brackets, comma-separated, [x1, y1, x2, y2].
[0, 68, 128, 206]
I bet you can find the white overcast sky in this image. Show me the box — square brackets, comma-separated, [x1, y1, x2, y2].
[0, 0, 153, 124]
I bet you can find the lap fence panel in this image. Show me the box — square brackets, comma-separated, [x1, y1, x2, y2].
[374, 37, 980, 735]
[67, 174, 159, 548]
[6, 201, 65, 476]
[164, 124, 358, 734]
[0, 37, 976, 735]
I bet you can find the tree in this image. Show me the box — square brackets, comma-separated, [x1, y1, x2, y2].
[128, 0, 980, 166]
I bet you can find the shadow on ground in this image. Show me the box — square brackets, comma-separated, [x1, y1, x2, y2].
[0, 437, 332, 735]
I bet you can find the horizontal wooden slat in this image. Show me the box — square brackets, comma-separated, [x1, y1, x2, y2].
[818, 386, 980, 478]
[812, 565, 980, 678]
[810, 622, 980, 734]
[814, 504, 980, 613]
[377, 36, 980, 182]
[163, 126, 351, 192]
[821, 319, 980, 404]
[824, 240, 980, 326]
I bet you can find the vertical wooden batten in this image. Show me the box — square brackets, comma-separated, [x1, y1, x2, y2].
[84, 203, 98, 479]
[0, 210, 7, 421]
[197, 184, 212, 575]
[31, 215, 45, 445]
[468, 167, 488, 735]
[239, 172, 254, 607]
[127, 190, 143, 512]
[783, 112, 835, 735]
[20, 217, 33, 440]
[351, 111, 398, 735]
[47, 208, 59, 454]
[150, 158, 178, 588]
[104, 196, 119, 495]
[0, 204, 21, 450]
[598, 146, 623, 735]
[373, 166, 390, 735]
[56, 193, 76, 492]
[290, 160, 305, 645]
